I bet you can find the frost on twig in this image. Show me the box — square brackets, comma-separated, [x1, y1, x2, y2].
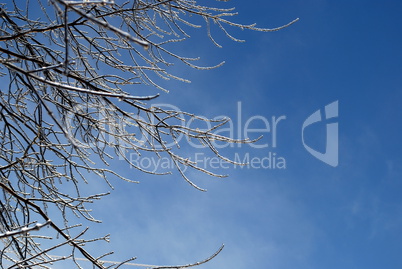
[0, 220, 52, 239]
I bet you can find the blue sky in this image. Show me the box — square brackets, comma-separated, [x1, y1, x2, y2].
[59, 1, 402, 268]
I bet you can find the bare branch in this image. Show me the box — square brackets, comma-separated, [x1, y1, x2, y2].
[0, 0, 296, 268]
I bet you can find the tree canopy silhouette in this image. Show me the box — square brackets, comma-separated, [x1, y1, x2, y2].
[0, 1, 297, 268]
